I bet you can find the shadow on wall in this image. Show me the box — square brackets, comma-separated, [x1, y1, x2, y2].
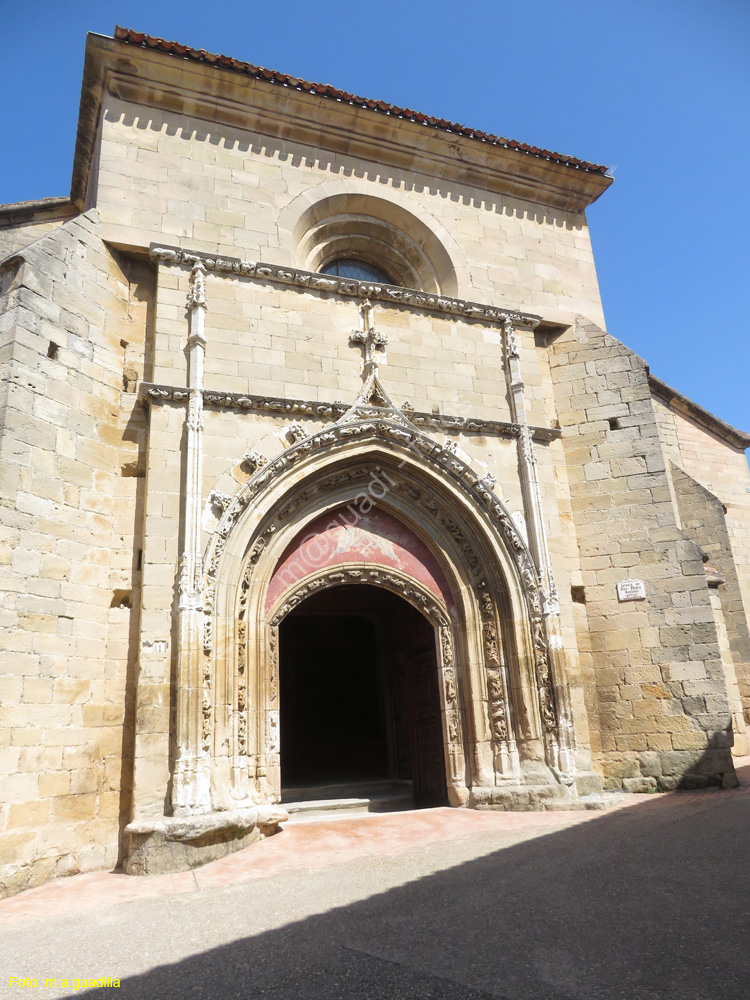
[82, 757, 749, 1000]
[643, 722, 738, 793]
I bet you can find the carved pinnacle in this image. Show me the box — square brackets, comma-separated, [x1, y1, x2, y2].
[350, 299, 388, 374]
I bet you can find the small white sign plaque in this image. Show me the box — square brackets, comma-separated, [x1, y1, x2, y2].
[616, 579, 646, 602]
[142, 638, 169, 653]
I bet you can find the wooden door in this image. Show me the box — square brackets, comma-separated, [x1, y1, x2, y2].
[408, 644, 448, 807]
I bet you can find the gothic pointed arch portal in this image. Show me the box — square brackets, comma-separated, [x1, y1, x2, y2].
[158, 290, 579, 819]
[185, 417, 579, 817]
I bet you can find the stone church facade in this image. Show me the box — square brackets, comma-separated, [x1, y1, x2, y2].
[1, 27, 749, 895]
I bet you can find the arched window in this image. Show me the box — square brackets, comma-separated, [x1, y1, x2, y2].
[321, 258, 394, 284]
[290, 191, 460, 295]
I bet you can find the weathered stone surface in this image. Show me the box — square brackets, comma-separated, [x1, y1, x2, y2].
[123, 826, 265, 877]
[0, 27, 748, 899]
[622, 776, 657, 793]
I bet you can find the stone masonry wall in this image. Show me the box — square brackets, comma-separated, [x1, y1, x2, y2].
[533, 335, 598, 769]
[670, 465, 750, 732]
[0, 211, 145, 897]
[0, 207, 79, 262]
[151, 264, 516, 423]
[96, 96, 606, 326]
[652, 395, 750, 630]
[549, 317, 736, 790]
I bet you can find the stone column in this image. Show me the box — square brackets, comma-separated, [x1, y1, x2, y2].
[502, 317, 576, 778]
[172, 259, 211, 814]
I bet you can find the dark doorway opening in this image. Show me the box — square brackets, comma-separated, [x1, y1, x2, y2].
[279, 584, 448, 808]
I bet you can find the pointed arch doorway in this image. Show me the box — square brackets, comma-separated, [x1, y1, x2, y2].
[278, 583, 448, 808]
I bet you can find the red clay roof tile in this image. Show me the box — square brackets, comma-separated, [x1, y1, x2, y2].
[112, 26, 609, 175]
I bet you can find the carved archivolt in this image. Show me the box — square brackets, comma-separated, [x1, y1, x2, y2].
[480, 592, 514, 764]
[193, 407, 564, 809]
[201, 416, 559, 745]
[267, 565, 450, 628]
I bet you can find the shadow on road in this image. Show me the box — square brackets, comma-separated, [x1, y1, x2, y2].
[80, 762, 750, 1000]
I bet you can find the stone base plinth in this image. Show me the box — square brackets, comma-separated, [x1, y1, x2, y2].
[469, 783, 572, 812]
[573, 769, 604, 797]
[123, 805, 288, 876]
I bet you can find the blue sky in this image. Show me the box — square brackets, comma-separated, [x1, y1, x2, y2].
[2, 1, 748, 432]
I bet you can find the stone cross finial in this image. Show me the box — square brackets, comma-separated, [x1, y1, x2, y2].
[350, 299, 388, 375]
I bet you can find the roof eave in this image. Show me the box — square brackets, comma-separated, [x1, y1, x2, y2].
[70, 32, 111, 208]
[649, 374, 750, 452]
[70, 33, 612, 215]
[0, 196, 76, 224]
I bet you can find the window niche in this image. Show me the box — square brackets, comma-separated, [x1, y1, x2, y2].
[293, 193, 458, 295]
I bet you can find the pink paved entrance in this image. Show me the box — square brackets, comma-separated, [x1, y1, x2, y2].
[2, 757, 747, 927]
[0, 805, 617, 926]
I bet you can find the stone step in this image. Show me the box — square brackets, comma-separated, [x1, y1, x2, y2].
[282, 784, 416, 822]
[281, 780, 411, 802]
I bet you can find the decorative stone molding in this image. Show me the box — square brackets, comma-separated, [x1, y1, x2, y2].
[149, 244, 541, 329]
[502, 317, 575, 777]
[199, 413, 562, 775]
[486, 668, 508, 738]
[350, 299, 388, 376]
[286, 421, 307, 444]
[265, 710, 280, 756]
[504, 316, 521, 359]
[236, 617, 247, 755]
[479, 592, 518, 776]
[138, 382, 561, 443]
[241, 450, 268, 474]
[267, 565, 450, 628]
[268, 625, 279, 709]
[208, 489, 232, 512]
[171, 259, 212, 815]
[205, 417, 543, 622]
[185, 256, 207, 310]
[141, 384, 190, 403]
[436, 624, 466, 789]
